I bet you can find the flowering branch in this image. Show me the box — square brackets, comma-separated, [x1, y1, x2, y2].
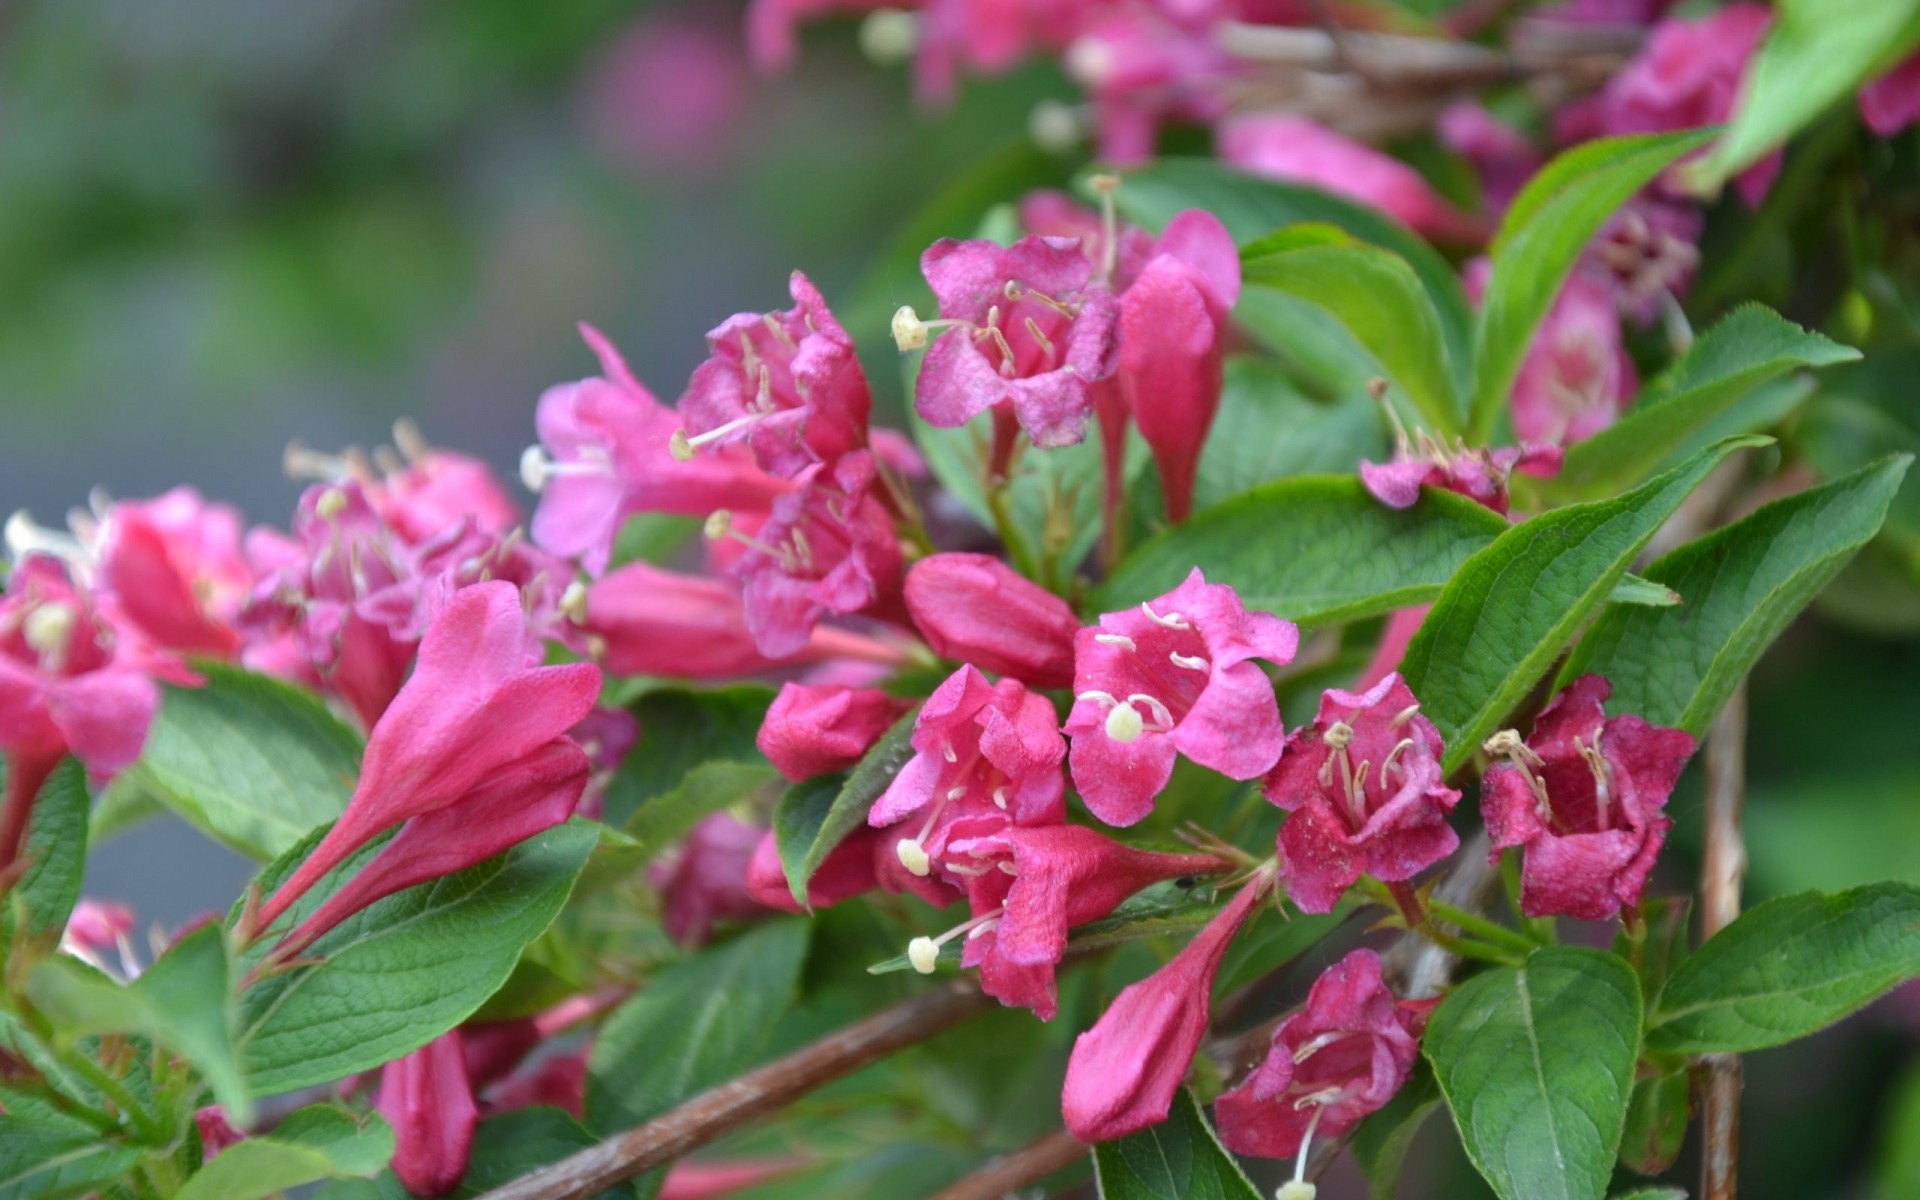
[1699, 683, 1749, 1200]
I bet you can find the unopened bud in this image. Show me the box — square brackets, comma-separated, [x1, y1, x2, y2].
[907, 936, 939, 974]
[891, 305, 929, 352]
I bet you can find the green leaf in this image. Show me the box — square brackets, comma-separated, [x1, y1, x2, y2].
[1091, 1087, 1261, 1199]
[0, 1095, 144, 1200]
[1349, 1062, 1441, 1200]
[1618, 1065, 1690, 1177]
[1099, 158, 1474, 389]
[1471, 130, 1717, 441]
[603, 686, 775, 827]
[1402, 436, 1767, 773]
[1608, 1190, 1687, 1200]
[234, 820, 595, 1095]
[3, 756, 89, 942]
[1241, 227, 1460, 433]
[1682, 0, 1920, 194]
[773, 708, 918, 908]
[1424, 947, 1642, 1200]
[1648, 882, 1920, 1055]
[1191, 358, 1387, 512]
[1098, 475, 1511, 627]
[1563, 456, 1912, 734]
[176, 1107, 393, 1200]
[622, 761, 779, 863]
[1555, 306, 1858, 498]
[121, 664, 363, 860]
[1875, 1060, 1920, 1199]
[457, 1107, 633, 1199]
[29, 924, 252, 1124]
[588, 919, 811, 1139]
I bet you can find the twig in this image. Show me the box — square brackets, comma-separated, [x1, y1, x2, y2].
[927, 1129, 1085, 1200]
[474, 982, 994, 1200]
[1699, 684, 1748, 1200]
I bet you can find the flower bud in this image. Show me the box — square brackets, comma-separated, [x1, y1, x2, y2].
[904, 554, 1079, 688]
[756, 683, 910, 783]
[377, 1033, 477, 1199]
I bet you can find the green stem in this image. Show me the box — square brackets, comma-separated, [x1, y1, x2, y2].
[1421, 928, 1526, 966]
[1429, 900, 1543, 955]
[984, 479, 1041, 582]
[64, 1049, 166, 1144]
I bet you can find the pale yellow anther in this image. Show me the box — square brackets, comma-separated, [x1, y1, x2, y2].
[896, 839, 932, 878]
[560, 581, 589, 625]
[858, 9, 917, 64]
[315, 487, 349, 521]
[23, 602, 76, 659]
[891, 305, 929, 351]
[668, 429, 696, 462]
[1104, 702, 1145, 744]
[907, 936, 939, 974]
[519, 446, 552, 492]
[1276, 1183, 1317, 1200]
[1322, 720, 1355, 751]
[703, 510, 734, 540]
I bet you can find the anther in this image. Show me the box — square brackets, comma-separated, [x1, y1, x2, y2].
[1169, 651, 1208, 671]
[992, 787, 1008, 810]
[1380, 737, 1414, 779]
[1140, 601, 1190, 629]
[1322, 721, 1355, 751]
[519, 446, 554, 492]
[23, 602, 76, 661]
[704, 510, 734, 540]
[392, 418, 429, 463]
[907, 936, 940, 974]
[892, 305, 929, 351]
[1389, 703, 1421, 728]
[560, 581, 589, 625]
[1094, 633, 1136, 650]
[859, 9, 917, 65]
[941, 740, 958, 764]
[315, 487, 349, 521]
[1128, 693, 1175, 730]
[945, 786, 968, 801]
[1105, 703, 1145, 744]
[896, 839, 932, 878]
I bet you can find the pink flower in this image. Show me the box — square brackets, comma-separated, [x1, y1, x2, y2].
[908, 235, 1119, 449]
[745, 819, 954, 913]
[679, 272, 872, 478]
[194, 1106, 246, 1159]
[523, 324, 789, 576]
[1266, 673, 1460, 914]
[1217, 115, 1488, 243]
[1360, 437, 1564, 516]
[62, 898, 135, 960]
[1062, 4, 1235, 162]
[1215, 949, 1429, 1160]
[1588, 199, 1703, 324]
[649, 813, 771, 947]
[758, 683, 910, 782]
[868, 666, 1066, 878]
[369, 432, 520, 545]
[1060, 872, 1272, 1142]
[744, 0, 895, 73]
[915, 0, 1090, 101]
[1437, 102, 1541, 216]
[1482, 674, 1696, 920]
[1018, 190, 1156, 289]
[377, 1033, 477, 1199]
[904, 553, 1080, 688]
[254, 582, 599, 938]
[931, 824, 1225, 1020]
[1486, 263, 1637, 446]
[97, 488, 251, 658]
[1066, 569, 1297, 827]
[482, 1051, 588, 1118]
[724, 451, 905, 658]
[583, 14, 750, 175]
[0, 557, 170, 871]
[1862, 49, 1920, 136]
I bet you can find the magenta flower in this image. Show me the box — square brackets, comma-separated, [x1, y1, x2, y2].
[868, 666, 1066, 879]
[1215, 949, 1430, 1161]
[1862, 49, 1920, 136]
[1218, 114, 1487, 243]
[1360, 435, 1563, 517]
[377, 1032, 478, 1199]
[1060, 871, 1272, 1142]
[254, 582, 599, 937]
[523, 324, 789, 576]
[649, 813, 769, 947]
[0, 557, 171, 872]
[906, 235, 1119, 449]
[1061, 4, 1234, 163]
[1018, 190, 1156, 289]
[1266, 673, 1461, 914]
[370, 436, 520, 546]
[61, 898, 135, 962]
[1589, 199, 1703, 325]
[724, 451, 905, 658]
[758, 683, 911, 783]
[904, 553, 1081, 688]
[1482, 674, 1696, 920]
[98, 488, 251, 659]
[194, 1106, 246, 1160]
[1462, 258, 1636, 447]
[927, 824, 1225, 1020]
[1066, 569, 1298, 827]
[679, 271, 872, 478]
[1438, 102, 1541, 216]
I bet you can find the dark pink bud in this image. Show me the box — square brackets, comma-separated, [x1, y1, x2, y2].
[1215, 949, 1426, 1160]
[904, 554, 1080, 688]
[649, 813, 770, 947]
[482, 1050, 588, 1118]
[194, 1106, 246, 1160]
[1061, 873, 1272, 1142]
[1482, 675, 1696, 920]
[1067, 569, 1297, 827]
[1862, 49, 1920, 137]
[1267, 673, 1461, 913]
[746, 827, 879, 913]
[377, 1033, 477, 1199]
[758, 683, 910, 782]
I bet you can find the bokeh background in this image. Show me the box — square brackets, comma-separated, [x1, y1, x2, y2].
[4, 1, 1915, 1196]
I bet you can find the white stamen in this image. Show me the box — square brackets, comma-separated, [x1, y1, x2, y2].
[1380, 737, 1414, 779]
[673, 411, 771, 461]
[1322, 721, 1355, 751]
[992, 786, 1008, 810]
[941, 740, 958, 764]
[1291, 1031, 1350, 1063]
[1139, 601, 1190, 629]
[519, 446, 553, 492]
[966, 918, 1000, 939]
[315, 487, 349, 521]
[1127, 693, 1176, 730]
[560, 581, 589, 625]
[1389, 703, 1421, 728]
[859, 9, 917, 65]
[997, 861, 1017, 876]
[1094, 633, 1136, 650]
[1168, 651, 1208, 671]
[945, 786, 968, 801]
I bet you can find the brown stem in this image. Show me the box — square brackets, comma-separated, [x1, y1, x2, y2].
[927, 1129, 1086, 1200]
[1699, 684, 1748, 1200]
[472, 982, 994, 1200]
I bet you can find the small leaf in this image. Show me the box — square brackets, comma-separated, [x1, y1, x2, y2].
[773, 709, 919, 909]
[234, 820, 595, 1095]
[1618, 1065, 1690, 1176]
[1648, 883, 1920, 1055]
[0, 1094, 145, 1200]
[3, 756, 89, 942]
[1425, 947, 1641, 1200]
[603, 687, 775, 827]
[176, 1107, 393, 1200]
[1099, 476, 1511, 627]
[1555, 306, 1858, 498]
[29, 924, 252, 1124]
[1242, 227, 1460, 433]
[1471, 130, 1717, 441]
[123, 664, 364, 860]
[1091, 1087, 1262, 1199]
[1565, 456, 1912, 734]
[622, 761, 779, 863]
[1403, 437, 1767, 772]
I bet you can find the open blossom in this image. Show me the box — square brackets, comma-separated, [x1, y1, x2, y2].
[1482, 674, 1696, 920]
[868, 666, 1065, 878]
[679, 271, 871, 478]
[1062, 3, 1235, 163]
[378, 1032, 477, 1199]
[723, 451, 905, 658]
[62, 898, 135, 966]
[1267, 673, 1461, 914]
[1589, 198, 1702, 325]
[926, 824, 1225, 1020]
[649, 813, 770, 947]
[1360, 428, 1563, 517]
[906, 235, 1119, 449]
[758, 683, 910, 782]
[523, 324, 788, 576]
[904, 553, 1080, 688]
[97, 488, 251, 658]
[1218, 114, 1487, 243]
[1507, 271, 1637, 446]
[1067, 570, 1298, 827]
[1061, 871, 1272, 1142]
[1215, 949, 1430, 1160]
[368, 428, 520, 545]
[254, 582, 599, 938]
